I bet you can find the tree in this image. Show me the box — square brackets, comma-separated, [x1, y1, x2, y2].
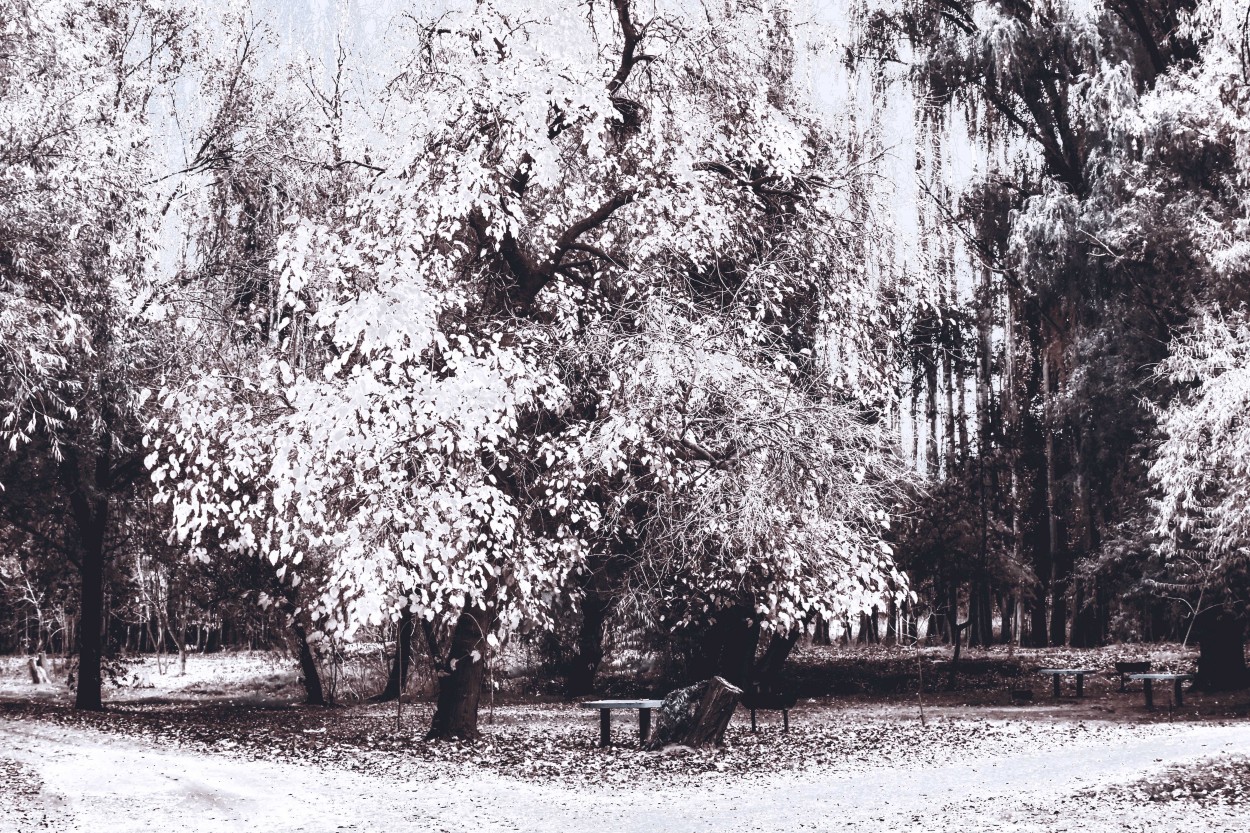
[153, 0, 916, 738]
[0, 0, 204, 709]
[858, 0, 1228, 649]
[1151, 314, 1250, 688]
[0, 1, 316, 708]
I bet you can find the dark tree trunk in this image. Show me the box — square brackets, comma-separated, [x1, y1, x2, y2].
[812, 615, 832, 646]
[695, 607, 759, 687]
[981, 585, 993, 645]
[968, 590, 984, 647]
[1042, 351, 1069, 648]
[75, 521, 106, 710]
[291, 617, 325, 706]
[1195, 610, 1248, 692]
[205, 623, 221, 653]
[884, 599, 898, 645]
[565, 591, 611, 698]
[61, 450, 110, 713]
[1071, 577, 1099, 648]
[1001, 594, 1016, 644]
[754, 629, 799, 682]
[923, 327, 939, 477]
[373, 606, 415, 703]
[427, 605, 494, 740]
[943, 582, 958, 643]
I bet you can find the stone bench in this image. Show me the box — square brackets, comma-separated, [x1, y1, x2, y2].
[1129, 673, 1194, 710]
[580, 699, 664, 747]
[1037, 668, 1096, 698]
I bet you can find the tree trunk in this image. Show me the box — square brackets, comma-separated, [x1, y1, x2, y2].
[968, 584, 991, 648]
[74, 525, 106, 710]
[1070, 421, 1103, 649]
[1071, 577, 1100, 648]
[708, 608, 760, 687]
[565, 591, 611, 698]
[1042, 352, 1069, 647]
[1001, 594, 1016, 644]
[1195, 610, 1248, 691]
[812, 615, 832, 646]
[177, 613, 188, 676]
[291, 617, 325, 706]
[427, 604, 494, 740]
[373, 606, 415, 703]
[754, 629, 799, 682]
[943, 326, 958, 475]
[925, 346, 939, 477]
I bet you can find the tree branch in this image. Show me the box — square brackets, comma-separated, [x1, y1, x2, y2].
[608, 0, 647, 94]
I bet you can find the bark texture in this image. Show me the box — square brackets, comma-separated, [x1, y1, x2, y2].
[291, 618, 325, 706]
[645, 676, 742, 750]
[427, 605, 494, 740]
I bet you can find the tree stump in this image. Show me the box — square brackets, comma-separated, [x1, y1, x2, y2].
[645, 676, 743, 751]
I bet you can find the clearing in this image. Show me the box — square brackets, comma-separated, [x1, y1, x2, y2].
[2, 649, 1249, 832]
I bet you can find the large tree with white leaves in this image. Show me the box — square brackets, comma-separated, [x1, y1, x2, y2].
[152, 0, 915, 738]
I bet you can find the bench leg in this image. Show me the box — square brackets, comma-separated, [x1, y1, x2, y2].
[1119, 674, 1127, 693]
[1143, 679, 1154, 710]
[783, 710, 789, 733]
[1175, 678, 1184, 708]
[1076, 674, 1085, 698]
[600, 708, 611, 748]
[1053, 675, 1061, 698]
[751, 708, 757, 732]
[639, 708, 651, 744]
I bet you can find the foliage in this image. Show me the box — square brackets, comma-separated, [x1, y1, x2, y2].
[1151, 313, 1250, 609]
[149, 0, 916, 663]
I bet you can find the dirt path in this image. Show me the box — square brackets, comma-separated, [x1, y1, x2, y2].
[2, 717, 1248, 832]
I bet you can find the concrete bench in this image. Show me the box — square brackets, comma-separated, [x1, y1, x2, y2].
[1129, 673, 1194, 709]
[581, 699, 664, 747]
[1037, 668, 1096, 697]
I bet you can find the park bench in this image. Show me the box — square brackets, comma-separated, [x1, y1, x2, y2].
[1129, 673, 1194, 710]
[741, 681, 797, 732]
[1114, 660, 1151, 691]
[1037, 667, 1095, 698]
[581, 699, 664, 747]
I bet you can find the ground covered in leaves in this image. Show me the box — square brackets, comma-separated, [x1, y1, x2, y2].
[3, 648, 1250, 831]
[1, 696, 1185, 786]
[1086, 754, 1250, 807]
